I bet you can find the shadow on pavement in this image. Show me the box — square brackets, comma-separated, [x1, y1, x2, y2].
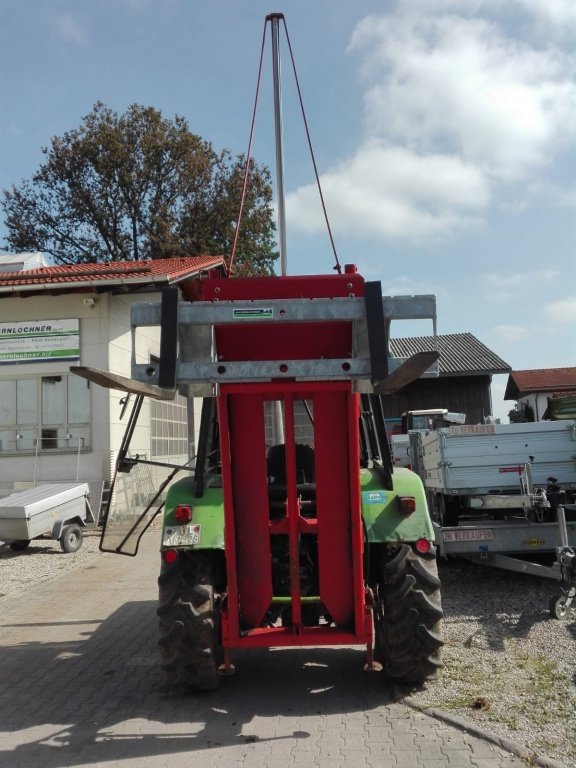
[0, 599, 399, 767]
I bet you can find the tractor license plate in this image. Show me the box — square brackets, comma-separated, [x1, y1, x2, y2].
[163, 524, 201, 547]
[442, 528, 494, 542]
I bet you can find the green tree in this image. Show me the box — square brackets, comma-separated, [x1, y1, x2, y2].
[2, 102, 277, 275]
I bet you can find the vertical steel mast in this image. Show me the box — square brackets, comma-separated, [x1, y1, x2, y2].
[268, 13, 287, 276]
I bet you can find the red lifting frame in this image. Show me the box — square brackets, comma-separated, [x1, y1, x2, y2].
[204, 272, 371, 651]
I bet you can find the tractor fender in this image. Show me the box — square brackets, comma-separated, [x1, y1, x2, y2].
[360, 466, 435, 543]
[161, 476, 225, 550]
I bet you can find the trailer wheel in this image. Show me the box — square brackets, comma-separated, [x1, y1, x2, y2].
[549, 594, 572, 620]
[375, 543, 444, 686]
[157, 550, 222, 692]
[9, 540, 30, 551]
[60, 525, 83, 553]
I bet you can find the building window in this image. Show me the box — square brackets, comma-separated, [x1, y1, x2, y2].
[0, 374, 91, 454]
[150, 393, 189, 458]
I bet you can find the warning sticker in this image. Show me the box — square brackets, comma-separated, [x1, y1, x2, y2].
[163, 524, 201, 547]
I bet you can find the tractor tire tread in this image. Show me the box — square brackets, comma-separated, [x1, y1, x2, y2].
[157, 551, 221, 692]
[375, 544, 444, 686]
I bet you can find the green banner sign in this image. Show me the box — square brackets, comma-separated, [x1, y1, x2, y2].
[0, 319, 80, 364]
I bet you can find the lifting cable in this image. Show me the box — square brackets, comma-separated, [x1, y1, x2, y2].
[228, 21, 267, 276]
[228, 14, 341, 276]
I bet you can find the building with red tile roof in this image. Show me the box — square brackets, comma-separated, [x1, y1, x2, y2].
[0, 253, 226, 511]
[504, 367, 576, 421]
[0, 254, 226, 297]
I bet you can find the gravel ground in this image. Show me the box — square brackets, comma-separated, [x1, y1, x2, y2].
[1, 535, 574, 765]
[0, 530, 103, 597]
[409, 557, 576, 767]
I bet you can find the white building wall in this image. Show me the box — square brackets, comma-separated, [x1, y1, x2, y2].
[0, 288, 182, 495]
[0, 291, 111, 485]
[105, 292, 191, 506]
[107, 292, 160, 461]
[518, 392, 554, 421]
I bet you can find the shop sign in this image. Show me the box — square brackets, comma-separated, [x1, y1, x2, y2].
[0, 319, 79, 363]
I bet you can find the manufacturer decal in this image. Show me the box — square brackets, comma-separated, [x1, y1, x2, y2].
[163, 524, 201, 547]
[521, 538, 545, 547]
[232, 308, 273, 320]
[499, 466, 524, 474]
[362, 490, 386, 505]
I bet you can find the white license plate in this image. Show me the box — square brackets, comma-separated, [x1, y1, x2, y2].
[442, 528, 494, 542]
[163, 524, 201, 547]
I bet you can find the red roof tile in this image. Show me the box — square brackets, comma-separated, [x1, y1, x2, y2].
[0, 256, 226, 292]
[504, 367, 576, 399]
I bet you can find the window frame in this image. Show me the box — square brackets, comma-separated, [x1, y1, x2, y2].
[0, 373, 92, 455]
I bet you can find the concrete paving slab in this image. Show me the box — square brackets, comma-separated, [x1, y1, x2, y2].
[0, 529, 529, 768]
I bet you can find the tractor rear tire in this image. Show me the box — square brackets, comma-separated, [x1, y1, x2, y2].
[375, 543, 443, 686]
[157, 551, 222, 692]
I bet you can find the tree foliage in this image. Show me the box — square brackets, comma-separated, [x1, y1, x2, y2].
[2, 102, 277, 274]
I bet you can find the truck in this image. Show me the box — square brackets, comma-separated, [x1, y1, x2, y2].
[391, 409, 466, 469]
[70, 13, 445, 692]
[410, 420, 576, 573]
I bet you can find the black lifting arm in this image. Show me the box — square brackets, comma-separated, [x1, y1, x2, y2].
[158, 286, 179, 389]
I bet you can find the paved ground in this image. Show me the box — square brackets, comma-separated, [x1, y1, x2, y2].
[0, 531, 529, 768]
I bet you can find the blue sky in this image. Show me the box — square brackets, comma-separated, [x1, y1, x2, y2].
[1, 0, 574, 420]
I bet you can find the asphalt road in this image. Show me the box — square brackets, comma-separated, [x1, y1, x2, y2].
[0, 530, 527, 768]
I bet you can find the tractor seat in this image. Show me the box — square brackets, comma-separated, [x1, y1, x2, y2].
[267, 443, 316, 519]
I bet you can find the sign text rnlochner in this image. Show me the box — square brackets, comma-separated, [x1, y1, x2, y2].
[0, 319, 80, 363]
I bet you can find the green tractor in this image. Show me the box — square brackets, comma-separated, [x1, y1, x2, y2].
[72, 12, 443, 693]
[76, 271, 443, 692]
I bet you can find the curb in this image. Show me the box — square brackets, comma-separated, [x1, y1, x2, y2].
[397, 690, 568, 768]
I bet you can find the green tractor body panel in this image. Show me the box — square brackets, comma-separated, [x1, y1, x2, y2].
[162, 466, 433, 552]
[161, 476, 225, 550]
[361, 467, 434, 543]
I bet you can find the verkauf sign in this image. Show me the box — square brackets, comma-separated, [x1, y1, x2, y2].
[0, 319, 79, 363]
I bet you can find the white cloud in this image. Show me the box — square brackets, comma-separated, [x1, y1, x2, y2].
[398, 0, 576, 33]
[286, 140, 488, 240]
[544, 297, 576, 323]
[380, 274, 435, 296]
[484, 269, 559, 286]
[510, 0, 576, 32]
[483, 269, 561, 301]
[56, 14, 88, 46]
[286, 3, 575, 243]
[493, 324, 530, 342]
[349, 13, 576, 181]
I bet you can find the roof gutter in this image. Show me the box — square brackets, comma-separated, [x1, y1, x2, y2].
[0, 271, 214, 296]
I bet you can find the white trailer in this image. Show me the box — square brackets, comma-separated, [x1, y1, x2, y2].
[421, 420, 576, 496]
[411, 421, 576, 576]
[0, 483, 94, 553]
